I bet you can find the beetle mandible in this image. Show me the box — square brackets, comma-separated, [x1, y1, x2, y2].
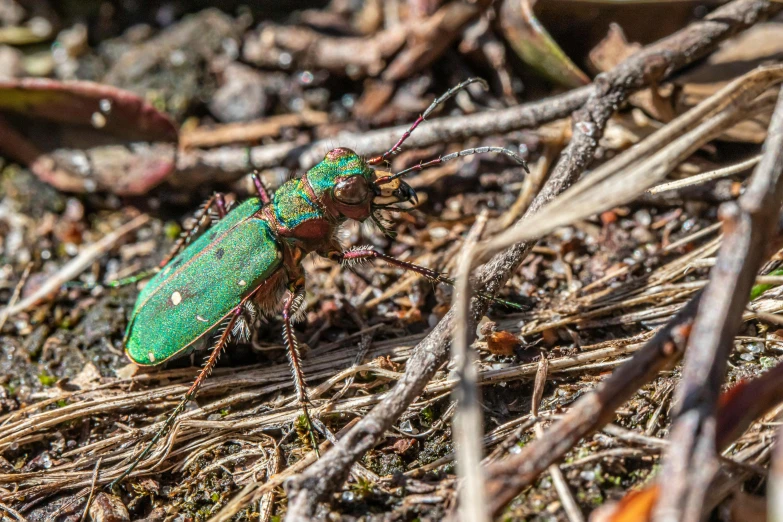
[111, 78, 528, 487]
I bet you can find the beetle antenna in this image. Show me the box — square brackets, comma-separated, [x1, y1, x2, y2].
[375, 145, 529, 187]
[366, 78, 489, 166]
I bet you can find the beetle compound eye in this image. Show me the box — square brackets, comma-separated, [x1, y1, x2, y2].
[334, 176, 370, 205]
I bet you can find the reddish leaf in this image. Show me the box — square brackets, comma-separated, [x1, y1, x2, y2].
[33, 143, 177, 195]
[0, 79, 178, 194]
[391, 438, 416, 455]
[0, 78, 177, 141]
[716, 360, 783, 451]
[541, 327, 559, 347]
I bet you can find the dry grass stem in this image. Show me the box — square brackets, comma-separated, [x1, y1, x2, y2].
[452, 210, 489, 522]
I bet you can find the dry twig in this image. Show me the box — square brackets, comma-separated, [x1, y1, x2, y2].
[173, 86, 590, 187]
[1, 214, 150, 316]
[647, 155, 761, 195]
[473, 65, 783, 257]
[483, 293, 700, 515]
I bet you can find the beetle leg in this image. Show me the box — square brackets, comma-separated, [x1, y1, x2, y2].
[158, 193, 228, 270]
[109, 305, 242, 489]
[251, 170, 272, 206]
[330, 247, 525, 311]
[332, 246, 450, 283]
[282, 279, 319, 453]
[99, 194, 228, 289]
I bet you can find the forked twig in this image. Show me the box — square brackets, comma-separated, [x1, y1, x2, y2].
[178, 86, 591, 184]
[483, 293, 701, 514]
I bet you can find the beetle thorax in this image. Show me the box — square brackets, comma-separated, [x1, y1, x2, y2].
[264, 148, 378, 249]
[265, 177, 335, 248]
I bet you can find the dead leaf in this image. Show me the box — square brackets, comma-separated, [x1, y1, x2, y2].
[588, 23, 640, 73]
[375, 356, 400, 372]
[499, 0, 589, 88]
[30, 142, 176, 195]
[589, 24, 674, 122]
[541, 328, 559, 347]
[715, 360, 783, 451]
[590, 486, 657, 522]
[674, 22, 783, 143]
[0, 78, 177, 141]
[0, 78, 178, 194]
[115, 363, 140, 380]
[89, 492, 130, 522]
[487, 330, 520, 356]
[391, 438, 416, 455]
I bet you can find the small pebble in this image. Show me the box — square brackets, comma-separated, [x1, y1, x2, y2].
[89, 492, 130, 522]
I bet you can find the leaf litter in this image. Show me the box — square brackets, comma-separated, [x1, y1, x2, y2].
[1, 2, 783, 522]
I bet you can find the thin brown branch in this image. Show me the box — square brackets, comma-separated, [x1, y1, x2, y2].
[1, 214, 150, 316]
[646, 155, 761, 195]
[179, 111, 329, 149]
[276, 1, 782, 520]
[653, 85, 783, 522]
[173, 86, 590, 187]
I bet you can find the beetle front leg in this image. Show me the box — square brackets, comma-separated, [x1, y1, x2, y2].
[330, 247, 524, 311]
[333, 247, 452, 285]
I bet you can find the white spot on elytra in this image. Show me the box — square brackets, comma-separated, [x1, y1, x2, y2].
[171, 291, 182, 306]
[238, 280, 247, 287]
[148, 352, 156, 363]
[196, 315, 208, 322]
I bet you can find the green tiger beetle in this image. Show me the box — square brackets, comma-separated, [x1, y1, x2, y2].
[104, 78, 528, 488]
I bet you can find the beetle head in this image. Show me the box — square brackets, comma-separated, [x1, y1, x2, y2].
[308, 148, 417, 227]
